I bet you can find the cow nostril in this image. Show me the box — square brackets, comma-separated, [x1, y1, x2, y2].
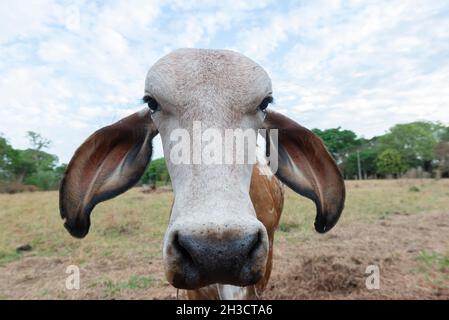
[247, 229, 264, 259]
[173, 233, 195, 265]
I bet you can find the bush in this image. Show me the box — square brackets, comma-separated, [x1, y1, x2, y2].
[0, 182, 39, 194]
[375, 149, 407, 178]
[24, 170, 63, 190]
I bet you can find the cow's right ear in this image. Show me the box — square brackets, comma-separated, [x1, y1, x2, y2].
[59, 109, 158, 238]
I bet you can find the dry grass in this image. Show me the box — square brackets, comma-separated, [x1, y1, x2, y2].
[0, 179, 448, 299]
[278, 178, 449, 241]
[0, 189, 173, 266]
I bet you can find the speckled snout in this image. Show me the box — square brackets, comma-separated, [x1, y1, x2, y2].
[163, 218, 269, 289]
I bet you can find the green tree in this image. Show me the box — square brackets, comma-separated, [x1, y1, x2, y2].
[141, 158, 170, 187]
[439, 126, 449, 142]
[435, 142, 449, 177]
[0, 135, 15, 180]
[1, 132, 64, 190]
[9, 149, 38, 183]
[344, 146, 379, 179]
[8, 148, 59, 185]
[1, 131, 68, 191]
[312, 127, 361, 163]
[22, 150, 60, 190]
[379, 122, 441, 171]
[55, 163, 67, 176]
[27, 131, 51, 151]
[375, 149, 407, 178]
[24, 171, 60, 190]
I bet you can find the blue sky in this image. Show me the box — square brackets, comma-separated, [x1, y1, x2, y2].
[1, 0, 448, 163]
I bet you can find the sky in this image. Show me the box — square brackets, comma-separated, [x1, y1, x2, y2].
[1, 0, 448, 163]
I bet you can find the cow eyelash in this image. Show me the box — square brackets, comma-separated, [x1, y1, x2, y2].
[142, 95, 159, 113]
[258, 96, 273, 112]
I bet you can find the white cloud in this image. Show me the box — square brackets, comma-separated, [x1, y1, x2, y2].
[0, 0, 58, 43]
[275, 0, 449, 137]
[0, 0, 448, 164]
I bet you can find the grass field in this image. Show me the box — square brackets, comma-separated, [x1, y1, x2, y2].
[0, 179, 448, 299]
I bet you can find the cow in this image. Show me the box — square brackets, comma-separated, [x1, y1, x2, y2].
[59, 48, 345, 300]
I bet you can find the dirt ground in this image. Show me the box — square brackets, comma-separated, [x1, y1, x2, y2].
[1, 210, 448, 299]
[264, 211, 449, 299]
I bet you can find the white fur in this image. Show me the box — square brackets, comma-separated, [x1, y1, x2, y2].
[217, 285, 248, 300]
[145, 49, 273, 290]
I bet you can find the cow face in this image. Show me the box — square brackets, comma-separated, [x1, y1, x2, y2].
[145, 49, 272, 288]
[59, 48, 345, 290]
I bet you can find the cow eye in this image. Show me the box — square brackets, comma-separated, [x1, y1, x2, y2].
[143, 95, 159, 113]
[258, 96, 273, 112]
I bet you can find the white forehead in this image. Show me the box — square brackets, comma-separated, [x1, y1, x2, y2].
[144, 48, 272, 107]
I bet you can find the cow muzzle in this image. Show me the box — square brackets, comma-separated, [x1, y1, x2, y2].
[163, 219, 269, 289]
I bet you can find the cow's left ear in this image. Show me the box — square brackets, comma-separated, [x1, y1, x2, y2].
[59, 109, 158, 238]
[264, 110, 345, 233]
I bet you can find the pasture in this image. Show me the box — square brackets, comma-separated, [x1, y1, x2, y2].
[0, 179, 448, 299]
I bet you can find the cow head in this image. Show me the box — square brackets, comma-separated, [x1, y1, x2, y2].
[59, 48, 345, 289]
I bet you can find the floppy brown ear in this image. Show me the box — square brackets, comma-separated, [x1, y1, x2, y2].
[59, 109, 158, 238]
[264, 110, 345, 233]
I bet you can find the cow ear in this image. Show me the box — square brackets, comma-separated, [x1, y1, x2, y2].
[59, 109, 158, 238]
[264, 110, 345, 233]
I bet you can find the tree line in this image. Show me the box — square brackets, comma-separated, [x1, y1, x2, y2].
[1, 120, 448, 192]
[313, 121, 449, 179]
[0, 132, 67, 192]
